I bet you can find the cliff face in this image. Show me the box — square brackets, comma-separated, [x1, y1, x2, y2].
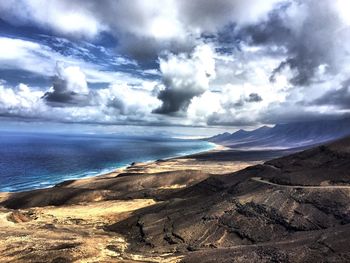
[209, 118, 350, 149]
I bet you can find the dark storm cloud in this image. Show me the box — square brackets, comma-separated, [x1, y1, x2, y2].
[312, 79, 350, 109]
[84, 0, 279, 62]
[242, 0, 346, 86]
[224, 93, 263, 108]
[178, 0, 284, 30]
[83, 1, 192, 62]
[178, 0, 241, 32]
[247, 93, 262, 102]
[0, 0, 285, 63]
[206, 112, 256, 126]
[116, 35, 194, 63]
[77, 0, 283, 61]
[153, 88, 202, 115]
[260, 100, 350, 125]
[152, 44, 215, 115]
[64, 0, 197, 62]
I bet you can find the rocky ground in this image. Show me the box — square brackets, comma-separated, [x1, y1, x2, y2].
[0, 147, 257, 262]
[1, 140, 350, 262]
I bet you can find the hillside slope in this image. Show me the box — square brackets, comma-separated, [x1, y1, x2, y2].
[107, 137, 350, 262]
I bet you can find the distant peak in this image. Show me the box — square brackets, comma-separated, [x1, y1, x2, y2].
[234, 129, 248, 134]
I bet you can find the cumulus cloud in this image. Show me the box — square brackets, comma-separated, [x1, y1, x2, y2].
[0, 36, 150, 88]
[0, 83, 47, 119]
[179, 0, 284, 32]
[0, 64, 161, 125]
[154, 44, 216, 115]
[0, 0, 285, 61]
[187, 91, 222, 124]
[99, 83, 161, 119]
[189, 0, 350, 126]
[1, 0, 350, 129]
[0, 0, 105, 38]
[246, 0, 350, 86]
[106, 0, 284, 59]
[44, 63, 90, 106]
[0, 37, 57, 76]
[312, 78, 350, 109]
[230, 93, 264, 108]
[185, 83, 266, 127]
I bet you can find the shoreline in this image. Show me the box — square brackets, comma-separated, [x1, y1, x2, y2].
[0, 140, 294, 195]
[0, 139, 300, 195]
[0, 141, 219, 194]
[1, 139, 341, 262]
[58, 141, 224, 182]
[0, 141, 258, 203]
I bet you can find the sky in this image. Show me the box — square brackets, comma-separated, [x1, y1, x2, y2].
[0, 0, 350, 136]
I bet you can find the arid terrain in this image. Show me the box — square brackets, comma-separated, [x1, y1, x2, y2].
[0, 140, 350, 262]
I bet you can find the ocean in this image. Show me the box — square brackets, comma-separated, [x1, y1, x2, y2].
[0, 131, 214, 192]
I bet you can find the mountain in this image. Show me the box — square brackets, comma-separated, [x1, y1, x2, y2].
[208, 118, 350, 149]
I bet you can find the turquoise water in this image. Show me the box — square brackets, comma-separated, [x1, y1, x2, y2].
[0, 131, 214, 192]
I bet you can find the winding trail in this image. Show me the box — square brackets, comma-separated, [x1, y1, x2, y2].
[250, 177, 350, 189]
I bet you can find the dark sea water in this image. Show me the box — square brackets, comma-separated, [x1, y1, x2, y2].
[0, 131, 214, 192]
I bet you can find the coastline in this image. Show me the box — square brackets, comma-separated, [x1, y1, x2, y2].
[0, 141, 309, 262]
[0, 140, 258, 204]
[50, 141, 233, 189]
[55, 141, 220, 186]
[0, 140, 258, 262]
[0, 140, 291, 196]
[2, 138, 346, 262]
[0, 139, 217, 194]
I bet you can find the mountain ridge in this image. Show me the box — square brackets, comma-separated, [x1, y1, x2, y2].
[208, 118, 350, 149]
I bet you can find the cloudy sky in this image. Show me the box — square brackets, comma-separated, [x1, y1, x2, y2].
[0, 0, 350, 136]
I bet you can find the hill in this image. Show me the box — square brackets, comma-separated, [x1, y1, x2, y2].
[107, 136, 350, 262]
